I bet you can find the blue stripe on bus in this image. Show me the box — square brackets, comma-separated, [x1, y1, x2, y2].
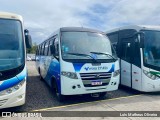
[108, 64, 115, 72]
[47, 59, 61, 94]
[0, 67, 26, 92]
[73, 63, 85, 72]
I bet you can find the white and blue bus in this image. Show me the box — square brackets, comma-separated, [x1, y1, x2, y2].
[106, 25, 160, 92]
[0, 12, 32, 109]
[36, 27, 120, 101]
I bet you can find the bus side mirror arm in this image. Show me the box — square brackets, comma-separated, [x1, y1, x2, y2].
[24, 29, 32, 48]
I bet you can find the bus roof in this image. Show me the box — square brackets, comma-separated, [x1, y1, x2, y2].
[0, 12, 23, 21]
[60, 27, 104, 34]
[39, 27, 105, 46]
[106, 25, 160, 34]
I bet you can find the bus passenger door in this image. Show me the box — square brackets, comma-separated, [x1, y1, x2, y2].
[131, 38, 142, 91]
[47, 37, 60, 87]
[44, 38, 55, 84]
[120, 42, 132, 87]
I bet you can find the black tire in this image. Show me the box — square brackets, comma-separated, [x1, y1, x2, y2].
[39, 68, 43, 81]
[52, 79, 65, 102]
[55, 90, 65, 102]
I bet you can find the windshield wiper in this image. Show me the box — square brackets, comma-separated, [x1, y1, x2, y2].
[65, 52, 97, 61]
[90, 52, 117, 60]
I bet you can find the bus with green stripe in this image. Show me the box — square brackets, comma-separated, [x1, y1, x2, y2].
[106, 25, 160, 92]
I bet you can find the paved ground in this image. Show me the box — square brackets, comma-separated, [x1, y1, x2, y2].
[2, 93, 160, 120]
[0, 61, 140, 112]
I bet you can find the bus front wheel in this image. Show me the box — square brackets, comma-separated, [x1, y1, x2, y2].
[56, 91, 65, 102]
[39, 68, 43, 80]
[52, 79, 65, 102]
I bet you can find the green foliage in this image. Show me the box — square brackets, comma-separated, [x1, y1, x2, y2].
[27, 42, 37, 54]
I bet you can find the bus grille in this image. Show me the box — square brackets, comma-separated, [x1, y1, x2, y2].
[80, 72, 112, 87]
[0, 99, 8, 106]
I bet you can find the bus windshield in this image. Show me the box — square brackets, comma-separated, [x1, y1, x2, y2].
[61, 32, 113, 61]
[0, 19, 24, 71]
[143, 30, 160, 68]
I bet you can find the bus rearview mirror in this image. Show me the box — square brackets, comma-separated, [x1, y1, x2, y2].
[24, 29, 32, 48]
[25, 35, 32, 48]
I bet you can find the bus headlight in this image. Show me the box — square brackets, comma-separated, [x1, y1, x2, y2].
[0, 79, 25, 96]
[143, 70, 159, 80]
[113, 70, 120, 77]
[61, 71, 78, 79]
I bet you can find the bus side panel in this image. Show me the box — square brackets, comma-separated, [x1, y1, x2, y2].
[43, 56, 52, 84]
[132, 64, 142, 91]
[46, 58, 61, 93]
[39, 55, 45, 78]
[0, 66, 27, 109]
[121, 59, 131, 87]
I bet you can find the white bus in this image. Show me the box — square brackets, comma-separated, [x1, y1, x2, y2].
[36, 27, 120, 101]
[106, 25, 160, 92]
[0, 12, 32, 108]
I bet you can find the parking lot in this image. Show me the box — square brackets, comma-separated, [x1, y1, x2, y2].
[0, 61, 141, 112]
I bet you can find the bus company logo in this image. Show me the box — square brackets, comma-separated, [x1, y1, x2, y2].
[84, 66, 108, 71]
[95, 74, 100, 78]
[84, 67, 90, 71]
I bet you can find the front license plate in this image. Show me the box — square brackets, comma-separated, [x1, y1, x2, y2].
[91, 81, 102, 85]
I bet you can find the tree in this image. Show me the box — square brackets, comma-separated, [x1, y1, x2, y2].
[27, 42, 37, 54]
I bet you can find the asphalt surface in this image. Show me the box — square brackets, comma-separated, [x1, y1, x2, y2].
[0, 61, 140, 112]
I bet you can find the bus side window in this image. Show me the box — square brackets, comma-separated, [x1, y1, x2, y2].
[107, 32, 118, 53]
[54, 38, 59, 57]
[39, 45, 42, 55]
[121, 42, 132, 63]
[133, 38, 141, 67]
[48, 38, 56, 56]
[37, 47, 39, 55]
[41, 43, 45, 55]
[38, 46, 40, 55]
[48, 40, 52, 56]
[44, 41, 49, 56]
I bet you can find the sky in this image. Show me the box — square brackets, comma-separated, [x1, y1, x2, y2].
[1, 0, 160, 44]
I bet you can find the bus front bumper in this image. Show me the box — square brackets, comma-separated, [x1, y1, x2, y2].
[61, 75, 120, 95]
[0, 81, 26, 109]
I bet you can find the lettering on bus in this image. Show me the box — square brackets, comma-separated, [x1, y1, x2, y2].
[84, 66, 108, 71]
